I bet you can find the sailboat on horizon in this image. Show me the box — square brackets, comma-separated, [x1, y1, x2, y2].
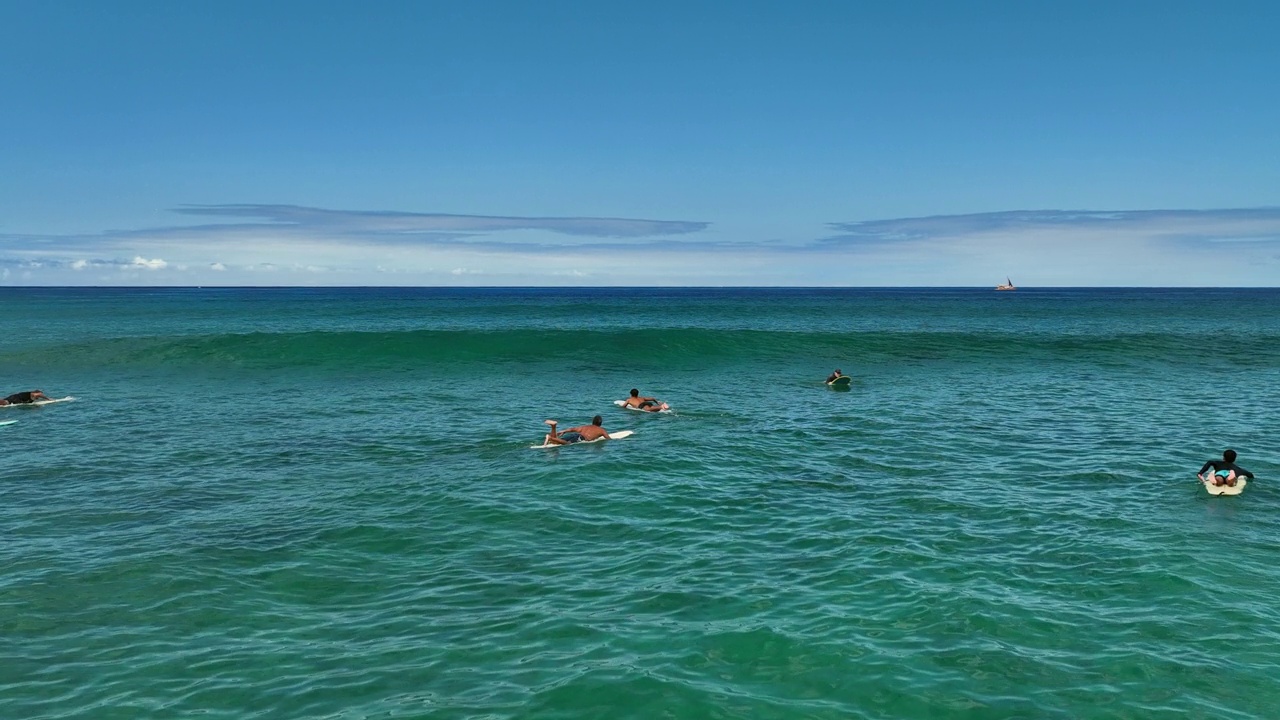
[995, 277, 1016, 291]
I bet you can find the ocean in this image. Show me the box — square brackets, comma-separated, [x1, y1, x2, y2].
[2, 287, 1278, 719]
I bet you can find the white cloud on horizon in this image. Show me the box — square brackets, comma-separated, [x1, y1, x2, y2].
[0, 206, 1277, 286]
[129, 256, 168, 270]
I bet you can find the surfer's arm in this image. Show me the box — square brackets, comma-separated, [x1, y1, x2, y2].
[1198, 461, 1214, 475]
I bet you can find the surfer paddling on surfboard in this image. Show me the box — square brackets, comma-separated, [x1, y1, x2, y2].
[543, 416, 610, 445]
[621, 389, 669, 412]
[0, 390, 50, 406]
[1199, 449, 1255, 487]
[825, 369, 853, 387]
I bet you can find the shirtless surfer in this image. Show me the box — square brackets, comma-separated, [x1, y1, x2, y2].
[543, 415, 610, 445]
[1198, 449, 1255, 487]
[0, 390, 49, 406]
[622, 388, 669, 412]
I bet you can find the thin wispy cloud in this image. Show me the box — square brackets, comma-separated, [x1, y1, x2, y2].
[0, 205, 712, 258]
[0, 205, 716, 282]
[1, 205, 1277, 285]
[817, 208, 1280, 251]
[165, 204, 710, 240]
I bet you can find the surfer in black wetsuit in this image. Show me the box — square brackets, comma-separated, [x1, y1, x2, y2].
[0, 390, 48, 406]
[826, 369, 843, 384]
[1199, 449, 1255, 487]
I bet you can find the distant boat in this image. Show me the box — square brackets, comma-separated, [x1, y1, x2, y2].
[995, 277, 1016, 291]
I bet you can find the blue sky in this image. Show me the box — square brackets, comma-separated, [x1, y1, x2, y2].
[2, 1, 1278, 286]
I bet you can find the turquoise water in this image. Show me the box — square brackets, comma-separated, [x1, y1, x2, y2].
[2, 287, 1279, 719]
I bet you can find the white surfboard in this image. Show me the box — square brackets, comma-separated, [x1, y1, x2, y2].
[613, 399, 672, 413]
[1, 396, 74, 408]
[531, 429, 634, 449]
[0, 420, 16, 427]
[1201, 473, 1247, 496]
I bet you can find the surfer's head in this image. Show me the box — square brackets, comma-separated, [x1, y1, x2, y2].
[630, 389, 640, 397]
[592, 415, 603, 426]
[1224, 449, 1238, 462]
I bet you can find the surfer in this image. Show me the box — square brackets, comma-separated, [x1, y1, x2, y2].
[622, 389, 668, 412]
[825, 369, 844, 384]
[543, 415, 610, 445]
[1199, 449, 1255, 487]
[0, 390, 49, 406]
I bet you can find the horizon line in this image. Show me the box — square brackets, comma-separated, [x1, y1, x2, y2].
[1, 285, 1276, 291]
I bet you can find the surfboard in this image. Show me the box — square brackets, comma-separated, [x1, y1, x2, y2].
[827, 376, 852, 388]
[531, 429, 634, 449]
[613, 399, 672, 413]
[0, 420, 16, 427]
[1, 396, 75, 408]
[1201, 473, 1247, 496]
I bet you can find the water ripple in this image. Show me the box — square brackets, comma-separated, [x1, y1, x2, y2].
[5, 290, 1280, 718]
